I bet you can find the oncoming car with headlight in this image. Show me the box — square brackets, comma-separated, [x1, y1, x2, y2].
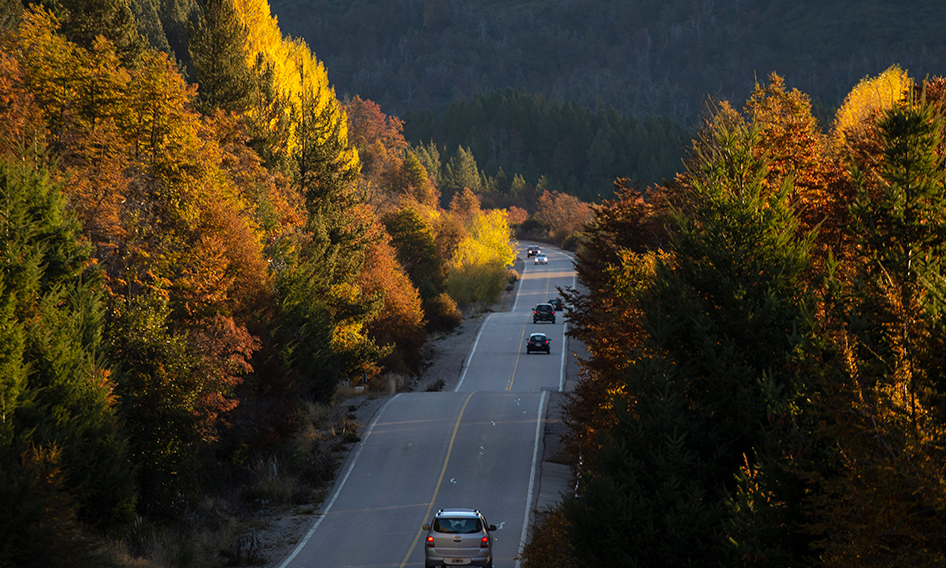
[423, 508, 496, 567]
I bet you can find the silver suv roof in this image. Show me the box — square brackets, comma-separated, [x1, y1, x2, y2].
[436, 508, 479, 518]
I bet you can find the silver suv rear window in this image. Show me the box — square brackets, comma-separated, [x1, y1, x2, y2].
[434, 517, 483, 534]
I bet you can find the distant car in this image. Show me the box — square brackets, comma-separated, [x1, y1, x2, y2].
[534, 253, 548, 265]
[533, 303, 555, 324]
[548, 298, 563, 311]
[527, 245, 541, 257]
[527, 332, 551, 354]
[423, 508, 496, 568]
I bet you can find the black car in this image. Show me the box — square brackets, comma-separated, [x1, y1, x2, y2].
[548, 298, 563, 311]
[527, 333, 551, 354]
[533, 303, 556, 324]
[527, 245, 541, 257]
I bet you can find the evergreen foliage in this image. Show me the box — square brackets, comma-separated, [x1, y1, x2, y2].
[44, 0, 145, 63]
[188, 0, 253, 114]
[268, 0, 946, 129]
[561, 102, 819, 566]
[383, 206, 444, 300]
[274, 214, 387, 401]
[0, 159, 135, 564]
[405, 88, 688, 199]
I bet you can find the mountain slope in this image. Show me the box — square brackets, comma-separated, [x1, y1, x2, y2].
[268, 0, 946, 126]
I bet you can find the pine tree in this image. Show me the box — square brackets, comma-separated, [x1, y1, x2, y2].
[564, 107, 818, 567]
[49, 0, 145, 63]
[0, 159, 135, 564]
[188, 0, 253, 114]
[817, 93, 946, 568]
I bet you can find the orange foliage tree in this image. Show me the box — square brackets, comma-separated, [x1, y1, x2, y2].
[534, 189, 593, 244]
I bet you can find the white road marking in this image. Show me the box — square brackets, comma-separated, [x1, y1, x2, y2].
[515, 391, 548, 568]
[277, 394, 401, 568]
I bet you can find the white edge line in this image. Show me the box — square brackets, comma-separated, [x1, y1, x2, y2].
[277, 394, 401, 568]
[558, 273, 576, 392]
[454, 313, 490, 392]
[512, 253, 527, 313]
[515, 390, 548, 568]
[558, 322, 567, 392]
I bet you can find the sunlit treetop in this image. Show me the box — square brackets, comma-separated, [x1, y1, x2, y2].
[832, 64, 912, 147]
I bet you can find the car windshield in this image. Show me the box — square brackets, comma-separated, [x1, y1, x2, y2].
[434, 517, 483, 534]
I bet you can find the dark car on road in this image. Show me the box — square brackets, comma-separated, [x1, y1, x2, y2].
[527, 332, 551, 354]
[548, 298, 563, 311]
[533, 303, 555, 324]
[527, 245, 541, 257]
[423, 508, 496, 568]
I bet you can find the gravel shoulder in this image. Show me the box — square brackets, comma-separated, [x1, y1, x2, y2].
[255, 256, 579, 566]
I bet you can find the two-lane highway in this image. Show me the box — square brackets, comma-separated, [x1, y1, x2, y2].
[277, 245, 575, 568]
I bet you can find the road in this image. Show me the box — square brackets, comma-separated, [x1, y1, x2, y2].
[277, 244, 575, 568]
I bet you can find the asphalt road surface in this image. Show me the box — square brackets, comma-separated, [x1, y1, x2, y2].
[277, 245, 575, 568]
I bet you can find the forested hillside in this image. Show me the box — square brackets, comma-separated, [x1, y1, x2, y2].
[404, 88, 688, 200]
[267, 0, 946, 125]
[521, 68, 946, 568]
[0, 1, 517, 565]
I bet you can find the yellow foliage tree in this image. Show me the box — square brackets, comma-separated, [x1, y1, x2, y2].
[446, 208, 516, 305]
[233, 0, 356, 173]
[832, 65, 911, 147]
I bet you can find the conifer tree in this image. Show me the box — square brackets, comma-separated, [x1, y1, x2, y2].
[47, 0, 145, 63]
[188, 0, 253, 114]
[0, 159, 135, 564]
[818, 93, 946, 567]
[274, 58, 385, 400]
[384, 206, 444, 299]
[564, 106, 817, 567]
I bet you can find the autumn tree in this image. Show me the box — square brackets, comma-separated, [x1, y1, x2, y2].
[815, 92, 946, 568]
[345, 95, 408, 212]
[559, 179, 672, 467]
[446, 206, 516, 305]
[534, 188, 593, 245]
[11, 9, 271, 518]
[357, 226, 426, 374]
[747, 73, 849, 266]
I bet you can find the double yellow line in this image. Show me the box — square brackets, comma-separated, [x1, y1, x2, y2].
[399, 391, 475, 568]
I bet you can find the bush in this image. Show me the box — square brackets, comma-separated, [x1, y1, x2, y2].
[424, 293, 463, 332]
[560, 231, 585, 252]
[446, 261, 508, 305]
[520, 505, 578, 568]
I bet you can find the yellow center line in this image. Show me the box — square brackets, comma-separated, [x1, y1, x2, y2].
[506, 325, 528, 391]
[508, 256, 554, 391]
[399, 391, 475, 568]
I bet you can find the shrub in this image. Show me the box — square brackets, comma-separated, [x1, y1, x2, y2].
[446, 261, 508, 305]
[424, 293, 463, 332]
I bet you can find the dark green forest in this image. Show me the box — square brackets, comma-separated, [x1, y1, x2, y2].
[404, 89, 688, 200]
[267, 0, 946, 125]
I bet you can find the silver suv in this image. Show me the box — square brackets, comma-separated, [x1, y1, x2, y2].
[423, 508, 496, 568]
